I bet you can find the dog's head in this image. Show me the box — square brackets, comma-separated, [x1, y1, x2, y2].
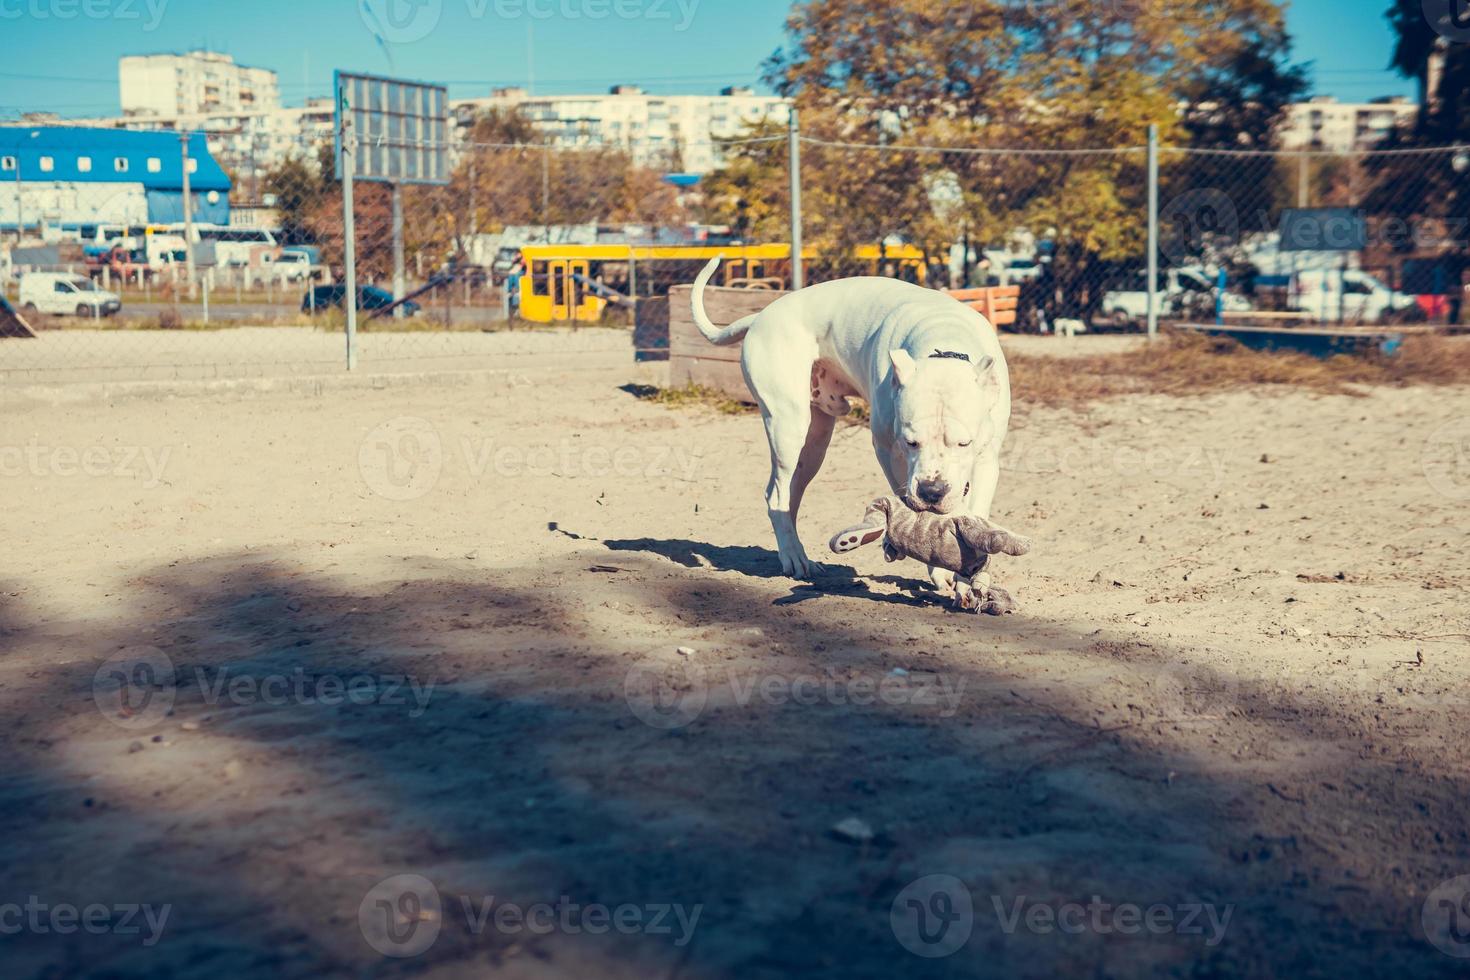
[887, 348, 1000, 514]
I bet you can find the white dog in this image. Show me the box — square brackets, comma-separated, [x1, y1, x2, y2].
[690, 257, 1016, 610]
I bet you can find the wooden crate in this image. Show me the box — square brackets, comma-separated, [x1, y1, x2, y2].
[667, 284, 787, 402]
[946, 286, 1020, 328]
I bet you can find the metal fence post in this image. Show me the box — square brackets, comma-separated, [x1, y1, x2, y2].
[1146, 123, 1159, 340]
[340, 88, 359, 371]
[789, 108, 804, 291]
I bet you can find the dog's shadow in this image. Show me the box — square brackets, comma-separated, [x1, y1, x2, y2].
[584, 530, 944, 609]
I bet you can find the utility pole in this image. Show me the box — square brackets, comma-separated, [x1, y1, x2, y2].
[1297, 153, 1309, 208]
[1145, 123, 1159, 339]
[788, 108, 804, 290]
[180, 132, 197, 300]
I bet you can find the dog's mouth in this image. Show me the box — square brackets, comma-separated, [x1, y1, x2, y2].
[901, 483, 970, 514]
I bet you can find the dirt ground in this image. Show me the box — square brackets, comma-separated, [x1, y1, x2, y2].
[2, 331, 1469, 978]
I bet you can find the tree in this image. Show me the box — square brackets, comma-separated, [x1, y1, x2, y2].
[262, 154, 328, 246]
[761, 0, 1309, 301]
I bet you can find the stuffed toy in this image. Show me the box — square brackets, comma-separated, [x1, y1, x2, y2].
[829, 495, 1031, 612]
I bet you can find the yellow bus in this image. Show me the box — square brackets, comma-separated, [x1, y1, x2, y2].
[515, 242, 932, 323]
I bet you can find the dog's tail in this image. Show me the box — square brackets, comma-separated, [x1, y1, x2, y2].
[690, 255, 758, 347]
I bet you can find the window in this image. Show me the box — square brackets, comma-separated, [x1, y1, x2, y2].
[39, 156, 54, 172]
[0, 156, 15, 171]
[54, 280, 74, 293]
[186, 159, 198, 174]
[114, 157, 129, 173]
[147, 157, 161, 173]
[77, 156, 92, 173]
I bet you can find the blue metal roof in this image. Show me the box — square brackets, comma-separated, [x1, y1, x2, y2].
[0, 127, 231, 192]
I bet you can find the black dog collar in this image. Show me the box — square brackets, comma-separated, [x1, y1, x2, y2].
[930, 350, 971, 362]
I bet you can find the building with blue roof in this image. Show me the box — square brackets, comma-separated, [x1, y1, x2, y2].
[0, 127, 232, 232]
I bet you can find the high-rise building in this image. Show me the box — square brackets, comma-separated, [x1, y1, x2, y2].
[120, 51, 280, 119]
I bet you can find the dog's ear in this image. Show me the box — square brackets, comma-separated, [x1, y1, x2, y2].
[890, 350, 917, 387]
[973, 354, 995, 382]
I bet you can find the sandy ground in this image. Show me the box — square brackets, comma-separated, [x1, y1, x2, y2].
[0, 323, 1146, 386]
[1, 334, 1468, 978]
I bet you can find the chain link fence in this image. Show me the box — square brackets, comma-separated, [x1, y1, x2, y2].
[3, 120, 1467, 385]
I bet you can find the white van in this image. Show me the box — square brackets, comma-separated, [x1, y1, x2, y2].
[195, 226, 281, 268]
[1292, 269, 1415, 323]
[18, 272, 122, 317]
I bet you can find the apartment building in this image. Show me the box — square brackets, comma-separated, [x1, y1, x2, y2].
[452, 85, 792, 172]
[1279, 96, 1419, 153]
[120, 51, 281, 119]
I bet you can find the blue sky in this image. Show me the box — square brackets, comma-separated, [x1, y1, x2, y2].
[0, 0, 1415, 120]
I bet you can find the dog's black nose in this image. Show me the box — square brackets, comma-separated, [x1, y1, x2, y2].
[915, 478, 949, 505]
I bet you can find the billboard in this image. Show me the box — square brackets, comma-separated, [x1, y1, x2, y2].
[334, 71, 450, 186]
[1279, 208, 1368, 252]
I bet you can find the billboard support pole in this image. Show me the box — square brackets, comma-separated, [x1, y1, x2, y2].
[392, 182, 405, 319]
[339, 84, 359, 371]
[180, 132, 197, 301]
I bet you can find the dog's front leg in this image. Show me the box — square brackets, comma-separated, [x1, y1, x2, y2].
[963, 448, 1019, 615]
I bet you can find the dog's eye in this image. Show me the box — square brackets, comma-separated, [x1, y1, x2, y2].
[958, 440, 973, 449]
[906, 439, 920, 449]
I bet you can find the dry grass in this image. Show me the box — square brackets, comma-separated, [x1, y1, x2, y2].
[632, 332, 1470, 419]
[1010, 331, 1470, 407]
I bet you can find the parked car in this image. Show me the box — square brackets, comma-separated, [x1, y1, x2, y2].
[1098, 267, 1251, 330]
[301, 284, 420, 316]
[273, 248, 323, 283]
[18, 272, 122, 317]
